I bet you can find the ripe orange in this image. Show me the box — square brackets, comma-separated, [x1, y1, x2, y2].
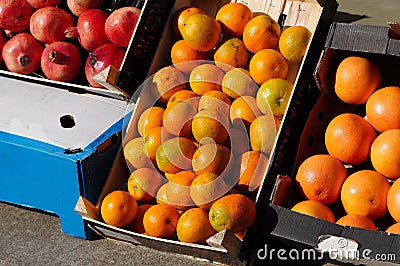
[336, 214, 377, 230]
[221, 68, 256, 99]
[124, 137, 154, 169]
[198, 90, 231, 115]
[249, 49, 289, 85]
[144, 127, 173, 161]
[334, 56, 381, 105]
[190, 172, 229, 210]
[243, 15, 281, 53]
[137, 106, 165, 137]
[163, 99, 198, 137]
[386, 223, 400, 234]
[143, 204, 180, 239]
[166, 171, 197, 210]
[279, 26, 312, 63]
[291, 200, 336, 223]
[214, 37, 249, 71]
[230, 96, 262, 129]
[341, 170, 390, 221]
[181, 14, 221, 52]
[177, 208, 217, 244]
[172, 6, 205, 38]
[100, 190, 138, 228]
[370, 129, 400, 179]
[192, 109, 230, 144]
[127, 204, 153, 234]
[249, 115, 276, 155]
[215, 2, 253, 37]
[387, 178, 400, 222]
[127, 168, 163, 203]
[151, 66, 187, 103]
[325, 113, 376, 165]
[237, 151, 269, 195]
[189, 64, 224, 95]
[171, 40, 207, 73]
[156, 183, 170, 205]
[209, 193, 256, 233]
[366, 86, 400, 132]
[167, 89, 199, 108]
[295, 154, 348, 205]
[192, 143, 231, 175]
[156, 137, 198, 174]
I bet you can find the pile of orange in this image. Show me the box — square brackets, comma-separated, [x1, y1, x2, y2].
[291, 55, 400, 234]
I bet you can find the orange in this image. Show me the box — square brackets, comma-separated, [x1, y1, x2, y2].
[341, 170, 390, 221]
[127, 204, 153, 234]
[214, 37, 249, 71]
[156, 183, 170, 205]
[295, 154, 348, 205]
[386, 223, 400, 234]
[156, 137, 198, 174]
[230, 95, 262, 129]
[171, 40, 207, 73]
[192, 143, 231, 175]
[124, 137, 154, 169]
[325, 113, 376, 165]
[249, 115, 276, 155]
[249, 49, 289, 85]
[172, 6, 205, 38]
[370, 129, 400, 179]
[167, 89, 199, 108]
[226, 127, 250, 156]
[334, 56, 381, 105]
[151, 66, 187, 103]
[215, 2, 253, 37]
[166, 171, 197, 210]
[189, 64, 224, 95]
[144, 127, 173, 161]
[163, 99, 198, 137]
[291, 200, 336, 223]
[279, 26, 312, 63]
[387, 178, 400, 222]
[176, 208, 217, 244]
[127, 168, 163, 203]
[274, 116, 281, 133]
[143, 204, 180, 239]
[198, 90, 231, 115]
[190, 172, 229, 209]
[192, 109, 230, 144]
[243, 15, 281, 53]
[237, 151, 269, 195]
[137, 106, 165, 137]
[221, 68, 256, 99]
[209, 193, 256, 233]
[100, 190, 138, 228]
[336, 214, 377, 230]
[181, 14, 221, 52]
[366, 86, 400, 132]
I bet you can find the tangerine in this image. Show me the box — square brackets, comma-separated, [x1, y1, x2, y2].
[171, 40, 207, 73]
[291, 200, 335, 223]
[243, 15, 281, 53]
[215, 2, 253, 37]
[387, 178, 400, 222]
[100, 190, 138, 228]
[336, 214, 377, 230]
[143, 204, 180, 239]
[249, 49, 288, 85]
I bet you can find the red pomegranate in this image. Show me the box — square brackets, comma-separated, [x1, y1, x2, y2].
[105, 6, 141, 48]
[85, 43, 125, 87]
[0, 0, 35, 34]
[65, 9, 109, 51]
[26, 0, 62, 9]
[67, 0, 105, 16]
[30, 7, 74, 44]
[41, 41, 82, 82]
[0, 30, 6, 64]
[2, 33, 43, 74]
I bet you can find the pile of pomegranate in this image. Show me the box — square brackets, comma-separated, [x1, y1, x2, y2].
[0, 0, 141, 87]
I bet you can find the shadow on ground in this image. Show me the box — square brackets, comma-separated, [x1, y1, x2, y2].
[334, 11, 370, 23]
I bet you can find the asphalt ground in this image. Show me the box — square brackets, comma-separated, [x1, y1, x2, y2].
[1, 1, 400, 265]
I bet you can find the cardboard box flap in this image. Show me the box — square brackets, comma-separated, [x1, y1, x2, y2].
[0, 77, 130, 150]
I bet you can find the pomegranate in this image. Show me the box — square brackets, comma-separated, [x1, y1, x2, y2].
[85, 43, 125, 87]
[0, 30, 6, 64]
[2, 33, 43, 74]
[0, 0, 35, 34]
[105, 6, 141, 48]
[65, 9, 109, 51]
[26, 0, 62, 9]
[30, 7, 74, 44]
[67, 0, 105, 16]
[41, 41, 82, 82]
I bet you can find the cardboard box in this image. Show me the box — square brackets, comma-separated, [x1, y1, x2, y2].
[76, 0, 338, 264]
[251, 23, 400, 264]
[0, 76, 131, 239]
[0, 0, 175, 100]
